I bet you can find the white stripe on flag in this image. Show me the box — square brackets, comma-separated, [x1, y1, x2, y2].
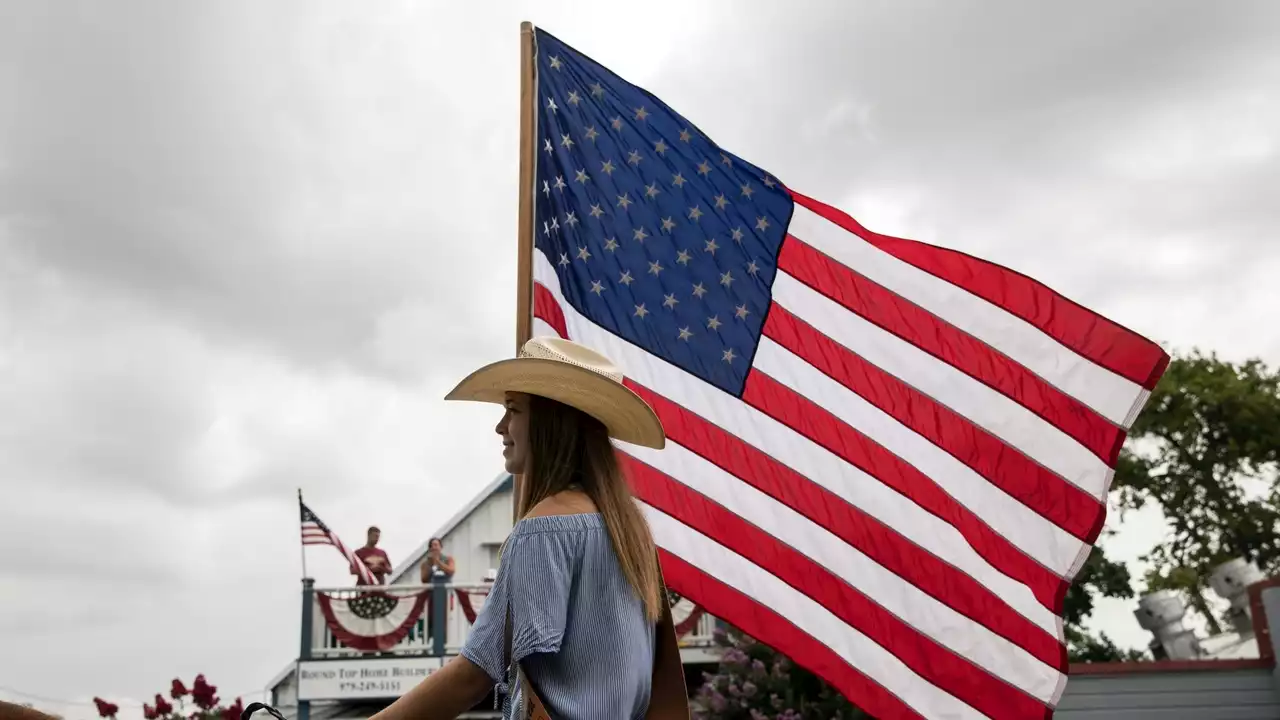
[772, 271, 1113, 499]
[622, 438, 1063, 694]
[752, 336, 1088, 572]
[641, 503, 990, 720]
[625, 431, 1060, 638]
[787, 204, 1146, 426]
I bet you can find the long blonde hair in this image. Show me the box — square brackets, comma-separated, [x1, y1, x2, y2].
[516, 394, 663, 621]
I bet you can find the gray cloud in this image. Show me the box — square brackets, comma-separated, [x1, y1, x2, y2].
[2, 1, 1278, 715]
[1, 1, 517, 373]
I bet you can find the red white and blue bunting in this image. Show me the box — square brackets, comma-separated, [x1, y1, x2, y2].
[320, 587, 707, 653]
[667, 591, 706, 639]
[454, 588, 490, 625]
[316, 589, 430, 652]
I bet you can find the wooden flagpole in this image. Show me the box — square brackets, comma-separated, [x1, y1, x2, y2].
[513, 21, 537, 522]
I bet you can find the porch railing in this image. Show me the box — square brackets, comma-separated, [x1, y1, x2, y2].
[304, 579, 719, 657]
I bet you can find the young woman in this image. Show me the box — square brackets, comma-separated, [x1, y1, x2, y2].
[369, 337, 688, 720]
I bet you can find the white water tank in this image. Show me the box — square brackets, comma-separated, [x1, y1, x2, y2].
[1209, 557, 1266, 635]
[1135, 589, 1205, 660]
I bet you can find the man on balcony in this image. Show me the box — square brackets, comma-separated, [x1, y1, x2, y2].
[352, 525, 392, 585]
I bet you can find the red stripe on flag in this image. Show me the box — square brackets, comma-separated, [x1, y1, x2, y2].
[656, 549, 926, 720]
[777, 236, 1125, 465]
[740, 370, 1069, 613]
[763, 305, 1105, 543]
[630, 458, 1054, 720]
[789, 191, 1170, 390]
[534, 283, 568, 338]
[625, 380, 1066, 662]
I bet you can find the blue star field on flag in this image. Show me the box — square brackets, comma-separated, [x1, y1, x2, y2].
[533, 29, 794, 396]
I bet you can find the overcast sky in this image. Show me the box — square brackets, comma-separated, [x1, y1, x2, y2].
[3, 0, 1279, 716]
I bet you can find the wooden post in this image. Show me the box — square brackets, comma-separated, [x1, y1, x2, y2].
[431, 575, 449, 656]
[513, 21, 537, 522]
[298, 577, 315, 720]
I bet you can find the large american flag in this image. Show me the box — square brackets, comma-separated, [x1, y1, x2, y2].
[527, 27, 1169, 720]
[300, 499, 379, 586]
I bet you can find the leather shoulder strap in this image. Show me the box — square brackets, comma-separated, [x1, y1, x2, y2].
[503, 595, 513, 669]
[502, 598, 525, 718]
[647, 558, 692, 720]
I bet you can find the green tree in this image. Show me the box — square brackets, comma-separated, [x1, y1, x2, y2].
[1113, 351, 1280, 634]
[1062, 542, 1148, 662]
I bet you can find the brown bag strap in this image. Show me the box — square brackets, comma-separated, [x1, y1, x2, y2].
[647, 558, 692, 720]
[501, 554, 690, 720]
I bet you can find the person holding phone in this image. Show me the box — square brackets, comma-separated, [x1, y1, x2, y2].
[420, 537, 456, 582]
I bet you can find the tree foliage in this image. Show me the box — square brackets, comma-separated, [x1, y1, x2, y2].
[1062, 543, 1147, 662]
[1113, 351, 1280, 633]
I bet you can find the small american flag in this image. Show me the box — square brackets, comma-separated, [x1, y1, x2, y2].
[300, 499, 378, 586]
[527, 27, 1169, 719]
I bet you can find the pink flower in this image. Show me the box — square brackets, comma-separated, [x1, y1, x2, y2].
[220, 698, 244, 720]
[93, 699, 120, 719]
[191, 675, 219, 711]
[170, 679, 189, 700]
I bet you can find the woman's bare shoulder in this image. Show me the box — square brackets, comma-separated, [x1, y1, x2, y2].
[526, 490, 598, 518]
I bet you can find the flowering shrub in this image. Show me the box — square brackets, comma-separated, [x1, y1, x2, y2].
[692, 628, 868, 720]
[94, 676, 243, 720]
[93, 700, 120, 719]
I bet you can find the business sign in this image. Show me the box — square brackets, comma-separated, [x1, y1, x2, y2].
[297, 657, 444, 700]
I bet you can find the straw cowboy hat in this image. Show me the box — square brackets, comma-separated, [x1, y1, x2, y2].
[444, 336, 666, 450]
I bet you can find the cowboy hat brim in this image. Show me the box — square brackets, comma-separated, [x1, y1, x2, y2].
[444, 356, 666, 450]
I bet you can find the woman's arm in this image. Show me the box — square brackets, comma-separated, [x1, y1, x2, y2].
[441, 554, 456, 575]
[368, 655, 492, 720]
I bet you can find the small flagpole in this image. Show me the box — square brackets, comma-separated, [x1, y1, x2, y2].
[513, 20, 537, 523]
[297, 488, 310, 579]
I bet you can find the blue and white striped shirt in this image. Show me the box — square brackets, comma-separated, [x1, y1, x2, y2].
[461, 513, 656, 719]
